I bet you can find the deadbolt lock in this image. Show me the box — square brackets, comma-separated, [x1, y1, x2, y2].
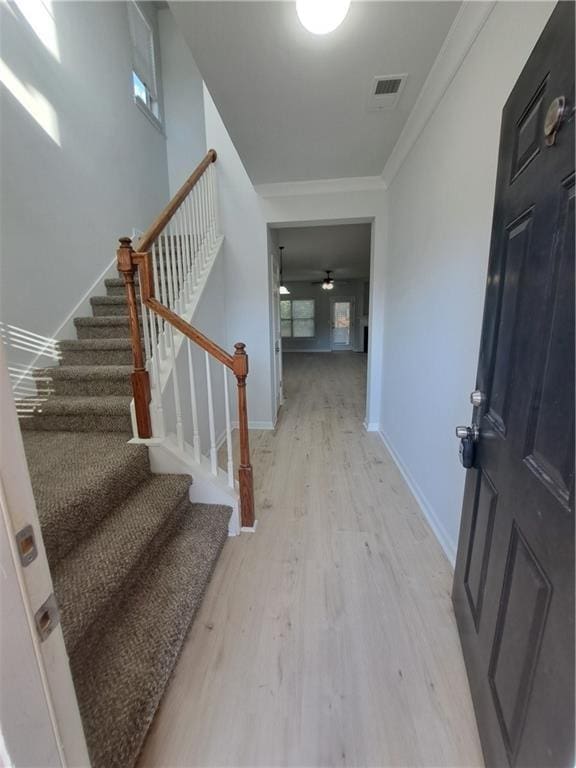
[470, 390, 485, 407]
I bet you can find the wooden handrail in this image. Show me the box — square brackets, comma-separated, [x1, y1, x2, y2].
[145, 297, 235, 370]
[117, 215, 255, 527]
[136, 149, 217, 253]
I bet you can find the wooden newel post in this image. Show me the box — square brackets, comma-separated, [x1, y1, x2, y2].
[117, 237, 152, 438]
[233, 342, 255, 528]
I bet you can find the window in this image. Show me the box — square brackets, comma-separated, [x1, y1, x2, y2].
[127, 1, 160, 121]
[280, 299, 315, 338]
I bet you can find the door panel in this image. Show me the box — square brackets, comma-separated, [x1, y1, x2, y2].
[452, 4, 574, 767]
[331, 299, 354, 350]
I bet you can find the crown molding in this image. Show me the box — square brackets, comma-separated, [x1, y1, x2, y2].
[255, 175, 387, 198]
[381, 0, 496, 188]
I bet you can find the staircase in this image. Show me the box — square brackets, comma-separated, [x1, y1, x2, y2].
[11, 150, 255, 767]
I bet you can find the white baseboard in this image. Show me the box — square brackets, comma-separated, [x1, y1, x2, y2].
[364, 420, 379, 432]
[377, 427, 456, 568]
[232, 420, 275, 430]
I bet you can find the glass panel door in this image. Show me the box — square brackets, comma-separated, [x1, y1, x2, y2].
[331, 300, 353, 349]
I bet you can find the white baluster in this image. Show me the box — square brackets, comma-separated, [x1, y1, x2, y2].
[208, 164, 216, 248]
[191, 188, 201, 283]
[223, 364, 234, 487]
[162, 227, 174, 311]
[210, 163, 220, 240]
[204, 173, 211, 257]
[205, 351, 218, 475]
[166, 222, 180, 313]
[153, 242, 168, 360]
[168, 324, 184, 449]
[181, 203, 193, 303]
[174, 210, 185, 308]
[172, 218, 184, 313]
[184, 196, 196, 293]
[187, 339, 201, 463]
[139, 289, 151, 371]
[200, 175, 208, 267]
[147, 298, 164, 437]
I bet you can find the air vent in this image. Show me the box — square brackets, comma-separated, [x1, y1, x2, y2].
[367, 74, 407, 111]
[375, 78, 402, 96]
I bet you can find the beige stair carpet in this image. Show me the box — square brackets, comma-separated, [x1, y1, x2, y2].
[20, 275, 231, 768]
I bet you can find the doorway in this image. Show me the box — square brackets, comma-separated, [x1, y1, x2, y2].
[330, 298, 355, 351]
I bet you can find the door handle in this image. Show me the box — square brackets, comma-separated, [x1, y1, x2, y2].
[456, 424, 479, 469]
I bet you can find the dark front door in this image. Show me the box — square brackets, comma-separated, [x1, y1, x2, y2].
[452, 4, 575, 767]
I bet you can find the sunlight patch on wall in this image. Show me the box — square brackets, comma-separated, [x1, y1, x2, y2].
[12, 0, 60, 61]
[0, 323, 60, 361]
[1, 324, 59, 416]
[0, 59, 60, 145]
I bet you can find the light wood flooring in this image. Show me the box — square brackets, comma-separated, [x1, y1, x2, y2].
[139, 352, 484, 768]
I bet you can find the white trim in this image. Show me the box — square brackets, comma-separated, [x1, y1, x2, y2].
[53, 255, 118, 342]
[377, 427, 456, 568]
[241, 520, 258, 534]
[10, 255, 119, 391]
[283, 348, 331, 353]
[232, 420, 275, 431]
[256, 175, 387, 198]
[364, 420, 379, 432]
[381, 0, 496, 188]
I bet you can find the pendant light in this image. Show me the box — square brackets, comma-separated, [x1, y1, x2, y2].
[279, 246, 290, 295]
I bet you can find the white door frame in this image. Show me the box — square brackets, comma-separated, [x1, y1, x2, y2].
[268, 250, 283, 419]
[0, 345, 89, 767]
[330, 296, 356, 351]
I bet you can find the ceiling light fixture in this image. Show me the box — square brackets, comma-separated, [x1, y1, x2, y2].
[296, 0, 351, 35]
[279, 246, 290, 295]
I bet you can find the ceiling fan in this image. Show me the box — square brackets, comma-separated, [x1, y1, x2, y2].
[311, 270, 335, 290]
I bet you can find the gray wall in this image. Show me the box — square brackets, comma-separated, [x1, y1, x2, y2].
[379, 1, 555, 563]
[281, 279, 368, 353]
[158, 8, 207, 196]
[0, 1, 169, 367]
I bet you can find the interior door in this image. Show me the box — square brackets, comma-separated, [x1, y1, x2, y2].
[452, 5, 574, 768]
[331, 299, 354, 351]
[270, 252, 283, 412]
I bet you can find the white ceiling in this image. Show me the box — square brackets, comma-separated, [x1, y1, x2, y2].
[169, 1, 460, 184]
[275, 223, 371, 281]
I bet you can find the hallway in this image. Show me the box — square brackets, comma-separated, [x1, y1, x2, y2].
[139, 352, 483, 767]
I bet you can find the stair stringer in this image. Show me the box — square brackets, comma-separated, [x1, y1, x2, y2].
[146, 435, 241, 537]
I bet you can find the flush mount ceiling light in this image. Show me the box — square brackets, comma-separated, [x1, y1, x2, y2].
[279, 246, 290, 295]
[296, 0, 351, 35]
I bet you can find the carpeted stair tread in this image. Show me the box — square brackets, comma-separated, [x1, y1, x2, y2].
[75, 316, 131, 326]
[90, 296, 129, 317]
[53, 474, 192, 655]
[37, 364, 132, 381]
[90, 296, 127, 306]
[19, 395, 132, 432]
[74, 316, 136, 339]
[35, 365, 132, 397]
[71, 502, 231, 768]
[58, 338, 133, 366]
[21, 431, 150, 564]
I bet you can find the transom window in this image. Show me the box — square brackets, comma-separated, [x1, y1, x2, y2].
[128, 1, 160, 122]
[281, 299, 315, 338]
